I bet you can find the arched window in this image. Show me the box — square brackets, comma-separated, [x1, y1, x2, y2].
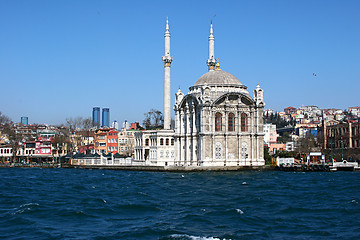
[215, 112, 222, 131]
[228, 113, 235, 131]
[160, 138, 164, 145]
[166, 138, 169, 145]
[241, 113, 247, 132]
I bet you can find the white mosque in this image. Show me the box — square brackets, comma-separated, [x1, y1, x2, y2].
[134, 18, 265, 168]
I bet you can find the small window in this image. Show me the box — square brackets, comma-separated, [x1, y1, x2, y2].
[228, 113, 235, 131]
[145, 139, 149, 146]
[171, 139, 174, 145]
[166, 139, 169, 145]
[160, 138, 164, 145]
[241, 113, 247, 132]
[215, 112, 222, 131]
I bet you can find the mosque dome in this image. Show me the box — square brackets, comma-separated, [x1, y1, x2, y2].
[194, 70, 242, 86]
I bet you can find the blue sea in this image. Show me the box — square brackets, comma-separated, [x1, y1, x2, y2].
[0, 168, 359, 240]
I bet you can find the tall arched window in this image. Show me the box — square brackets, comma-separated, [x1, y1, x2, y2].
[228, 113, 235, 131]
[241, 113, 247, 132]
[215, 112, 222, 131]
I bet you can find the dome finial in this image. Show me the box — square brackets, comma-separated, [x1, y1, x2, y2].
[215, 58, 221, 70]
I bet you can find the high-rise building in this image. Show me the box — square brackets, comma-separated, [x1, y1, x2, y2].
[21, 117, 28, 125]
[111, 120, 119, 130]
[122, 120, 129, 130]
[92, 107, 100, 126]
[102, 108, 110, 127]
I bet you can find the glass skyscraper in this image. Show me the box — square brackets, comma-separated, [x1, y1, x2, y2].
[92, 107, 100, 126]
[102, 108, 110, 127]
[21, 117, 28, 125]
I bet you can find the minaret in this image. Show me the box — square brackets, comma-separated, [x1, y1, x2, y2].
[206, 21, 216, 71]
[162, 16, 173, 130]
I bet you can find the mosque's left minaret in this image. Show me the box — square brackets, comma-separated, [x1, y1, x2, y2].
[162, 17, 173, 130]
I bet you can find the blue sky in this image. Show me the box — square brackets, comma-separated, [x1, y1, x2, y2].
[1, 0, 359, 125]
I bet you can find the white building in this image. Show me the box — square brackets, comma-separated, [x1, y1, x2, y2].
[263, 123, 277, 145]
[134, 19, 265, 167]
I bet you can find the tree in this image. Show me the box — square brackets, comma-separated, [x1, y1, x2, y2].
[0, 112, 11, 125]
[296, 134, 318, 155]
[264, 146, 272, 165]
[0, 112, 23, 162]
[143, 109, 164, 129]
[64, 117, 94, 154]
[277, 132, 292, 143]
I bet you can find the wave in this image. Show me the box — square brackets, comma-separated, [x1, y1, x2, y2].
[11, 202, 40, 215]
[162, 234, 230, 240]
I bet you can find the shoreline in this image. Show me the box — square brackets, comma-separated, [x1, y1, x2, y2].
[0, 164, 275, 172]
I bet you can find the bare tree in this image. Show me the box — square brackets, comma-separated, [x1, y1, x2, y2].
[143, 109, 163, 129]
[296, 134, 318, 155]
[0, 112, 11, 125]
[64, 117, 94, 154]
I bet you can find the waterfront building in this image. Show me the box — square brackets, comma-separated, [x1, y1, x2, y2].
[118, 129, 137, 157]
[316, 119, 359, 161]
[107, 129, 119, 154]
[102, 108, 110, 127]
[134, 19, 265, 167]
[94, 128, 109, 154]
[92, 107, 100, 127]
[21, 117, 28, 125]
[322, 121, 359, 149]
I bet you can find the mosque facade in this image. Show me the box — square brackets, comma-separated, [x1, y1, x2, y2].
[134, 19, 265, 167]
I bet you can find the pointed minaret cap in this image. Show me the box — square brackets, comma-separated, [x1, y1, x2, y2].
[210, 21, 213, 35]
[166, 16, 169, 31]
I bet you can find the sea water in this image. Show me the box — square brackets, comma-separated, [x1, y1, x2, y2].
[0, 168, 359, 239]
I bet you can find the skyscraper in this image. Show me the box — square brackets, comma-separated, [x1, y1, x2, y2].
[111, 120, 119, 130]
[102, 108, 110, 127]
[21, 117, 28, 125]
[92, 107, 100, 126]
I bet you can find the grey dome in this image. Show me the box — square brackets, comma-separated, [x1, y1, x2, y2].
[194, 70, 242, 86]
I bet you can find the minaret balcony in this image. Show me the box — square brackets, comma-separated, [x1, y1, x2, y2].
[162, 56, 173, 65]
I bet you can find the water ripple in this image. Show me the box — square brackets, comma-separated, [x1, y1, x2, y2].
[0, 169, 359, 239]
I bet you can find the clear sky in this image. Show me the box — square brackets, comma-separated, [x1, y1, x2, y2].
[1, 0, 359, 125]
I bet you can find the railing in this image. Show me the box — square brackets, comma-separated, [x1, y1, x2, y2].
[71, 156, 138, 166]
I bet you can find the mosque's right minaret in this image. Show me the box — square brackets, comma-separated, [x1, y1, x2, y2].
[162, 17, 173, 130]
[206, 21, 216, 71]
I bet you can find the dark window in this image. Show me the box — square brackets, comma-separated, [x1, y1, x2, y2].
[241, 113, 247, 132]
[171, 139, 174, 145]
[145, 139, 149, 146]
[215, 112, 222, 131]
[160, 138, 164, 145]
[228, 113, 235, 131]
[166, 139, 169, 145]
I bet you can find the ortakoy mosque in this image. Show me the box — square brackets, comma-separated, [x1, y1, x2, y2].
[134, 18, 265, 168]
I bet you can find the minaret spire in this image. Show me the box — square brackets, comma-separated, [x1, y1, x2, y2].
[162, 16, 173, 130]
[207, 21, 216, 71]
